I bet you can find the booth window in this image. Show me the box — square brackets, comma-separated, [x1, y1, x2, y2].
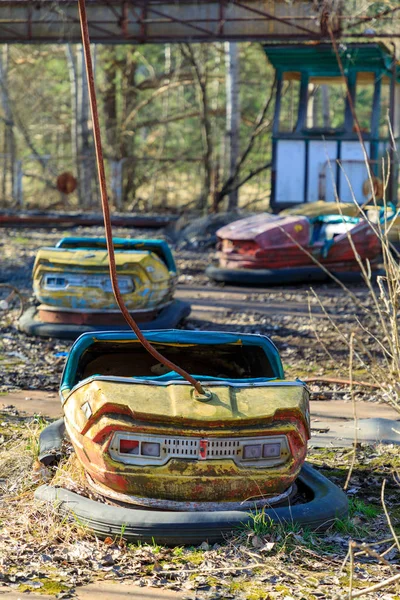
[379, 84, 390, 139]
[354, 76, 374, 133]
[278, 79, 300, 132]
[305, 81, 346, 130]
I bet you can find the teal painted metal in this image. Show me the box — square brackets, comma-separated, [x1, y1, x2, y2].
[264, 43, 400, 81]
[55, 238, 177, 273]
[266, 42, 399, 210]
[61, 330, 285, 393]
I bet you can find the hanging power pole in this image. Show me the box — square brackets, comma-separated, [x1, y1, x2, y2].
[225, 41, 240, 211]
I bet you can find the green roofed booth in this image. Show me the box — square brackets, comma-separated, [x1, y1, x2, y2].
[264, 43, 400, 210]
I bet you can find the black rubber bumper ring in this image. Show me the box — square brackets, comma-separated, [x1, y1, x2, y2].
[34, 463, 348, 545]
[206, 264, 384, 287]
[18, 300, 191, 340]
[38, 418, 65, 466]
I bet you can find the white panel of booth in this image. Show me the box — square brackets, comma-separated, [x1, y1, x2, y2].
[275, 140, 305, 204]
[307, 140, 338, 203]
[339, 142, 370, 203]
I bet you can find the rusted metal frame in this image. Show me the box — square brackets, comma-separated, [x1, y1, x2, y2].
[125, 3, 146, 42]
[344, 5, 400, 31]
[121, 1, 129, 38]
[343, 33, 400, 38]
[27, 2, 32, 39]
[0, 23, 25, 38]
[0, 32, 328, 43]
[137, 34, 316, 41]
[102, 0, 129, 39]
[102, 0, 121, 20]
[128, 0, 216, 38]
[46, 2, 122, 39]
[141, 3, 147, 41]
[218, 0, 225, 37]
[231, 0, 319, 37]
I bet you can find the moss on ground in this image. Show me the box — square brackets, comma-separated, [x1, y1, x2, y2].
[181, 550, 206, 566]
[229, 579, 272, 600]
[18, 579, 70, 595]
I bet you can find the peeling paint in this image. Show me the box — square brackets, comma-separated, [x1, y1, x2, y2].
[33, 246, 176, 310]
[64, 377, 309, 503]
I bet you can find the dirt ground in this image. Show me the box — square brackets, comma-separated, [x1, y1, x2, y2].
[0, 226, 389, 400]
[0, 226, 399, 599]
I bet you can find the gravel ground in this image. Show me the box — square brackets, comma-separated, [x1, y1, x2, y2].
[0, 226, 399, 599]
[0, 226, 392, 406]
[0, 413, 399, 600]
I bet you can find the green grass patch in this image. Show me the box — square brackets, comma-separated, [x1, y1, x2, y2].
[333, 516, 370, 538]
[229, 579, 270, 600]
[349, 497, 381, 519]
[19, 579, 70, 595]
[13, 236, 31, 245]
[182, 550, 205, 566]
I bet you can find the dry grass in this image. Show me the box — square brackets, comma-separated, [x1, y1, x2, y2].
[303, 163, 400, 414]
[0, 419, 90, 548]
[0, 421, 399, 597]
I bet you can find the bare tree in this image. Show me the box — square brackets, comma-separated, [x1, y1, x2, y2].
[0, 46, 15, 203]
[225, 42, 240, 211]
[77, 45, 93, 208]
[181, 43, 213, 212]
[66, 44, 80, 199]
[215, 74, 276, 207]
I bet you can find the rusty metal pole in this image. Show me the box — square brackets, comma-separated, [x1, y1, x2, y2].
[77, 0, 205, 395]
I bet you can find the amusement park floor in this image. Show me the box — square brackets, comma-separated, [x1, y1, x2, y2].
[0, 580, 186, 599]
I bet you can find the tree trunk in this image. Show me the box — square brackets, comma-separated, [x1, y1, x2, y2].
[225, 42, 240, 212]
[0, 45, 15, 204]
[181, 44, 213, 213]
[120, 50, 138, 206]
[77, 44, 93, 208]
[102, 50, 118, 153]
[321, 84, 330, 128]
[65, 44, 80, 203]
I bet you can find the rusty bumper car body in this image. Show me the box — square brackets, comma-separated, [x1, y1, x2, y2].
[35, 330, 349, 542]
[19, 237, 190, 339]
[206, 212, 382, 285]
[281, 201, 399, 245]
[60, 330, 310, 508]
